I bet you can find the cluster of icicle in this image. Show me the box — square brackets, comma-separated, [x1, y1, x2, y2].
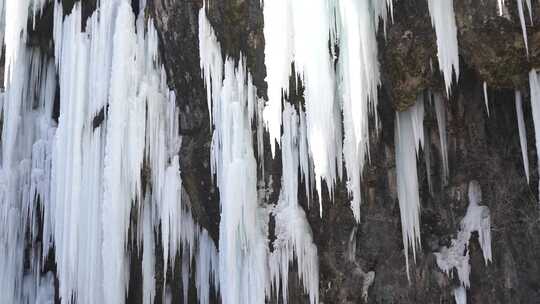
[263, 0, 393, 221]
[2, 0, 539, 303]
[261, 0, 454, 284]
[434, 181, 492, 304]
[0, 0, 219, 303]
[394, 91, 450, 279]
[200, 7, 319, 304]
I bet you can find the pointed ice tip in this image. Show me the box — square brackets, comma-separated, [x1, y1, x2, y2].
[483, 82, 490, 117]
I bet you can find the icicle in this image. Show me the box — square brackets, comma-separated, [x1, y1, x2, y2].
[525, 0, 533, 24]
[433, 92, 449, 184]
[200, 9, 269, 304]
[411, 95, 425, 154]
[256, 98, 266, 174]
[337, 0, 382, 221]
[293, 0, 341, 211]
[0, 0, 5, 60]
[4, 0, 30, 82]
[196, 230, 220, 304]
[435, 181, 491, 303]
[198, 5, 223, 130]
[270, 104, 319, 304]
[483, 82, 490, 116]
[0, 47, 56, 304]
[515, 90, 530, 183]
[497, 0, 506, 16]
[262, 0, 393, 220]
[100, 4, 141, 302]
[395, 104, 423, 280]
[2, 1, 220, 303]
[427, 0, 460, 95]
[529, 70, 540, 202]
[517, 0, 530, 55]
[372, 0, 394, 29]
[424, 124, 434, 196]
[454, 286, 467, 304]
[262, 0, 293, 155]
[262, 0, 341, 213]
[141, 198, 155, 304]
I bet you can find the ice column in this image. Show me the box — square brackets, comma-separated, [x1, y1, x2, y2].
[515, 90, 530, 183]
[427, 0, 460, 95]
[269, 104, 319, 304]
[395, 102, 424, 280]
[200, 8, 269, 304]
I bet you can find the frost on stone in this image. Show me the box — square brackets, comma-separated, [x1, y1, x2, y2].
[434, 181, 492, 304]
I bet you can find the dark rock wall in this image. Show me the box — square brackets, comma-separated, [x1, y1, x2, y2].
[147, 0, 540, 303]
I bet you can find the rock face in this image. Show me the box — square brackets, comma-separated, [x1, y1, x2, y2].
[146, 0, 540, 303]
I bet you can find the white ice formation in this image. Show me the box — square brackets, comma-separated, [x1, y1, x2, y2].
[0, 1, 218, 303]
[434, 181, 492, 304]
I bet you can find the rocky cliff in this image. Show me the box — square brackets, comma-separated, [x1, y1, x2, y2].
[3, 0, 540, 303]
[148, 0, 540, 303]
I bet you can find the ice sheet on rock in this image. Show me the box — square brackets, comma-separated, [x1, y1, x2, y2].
[515, 90, 530, 183]
[434, 181, 492, 304]
[427, 0, 459, 95]
[395, 102, 423, 280]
